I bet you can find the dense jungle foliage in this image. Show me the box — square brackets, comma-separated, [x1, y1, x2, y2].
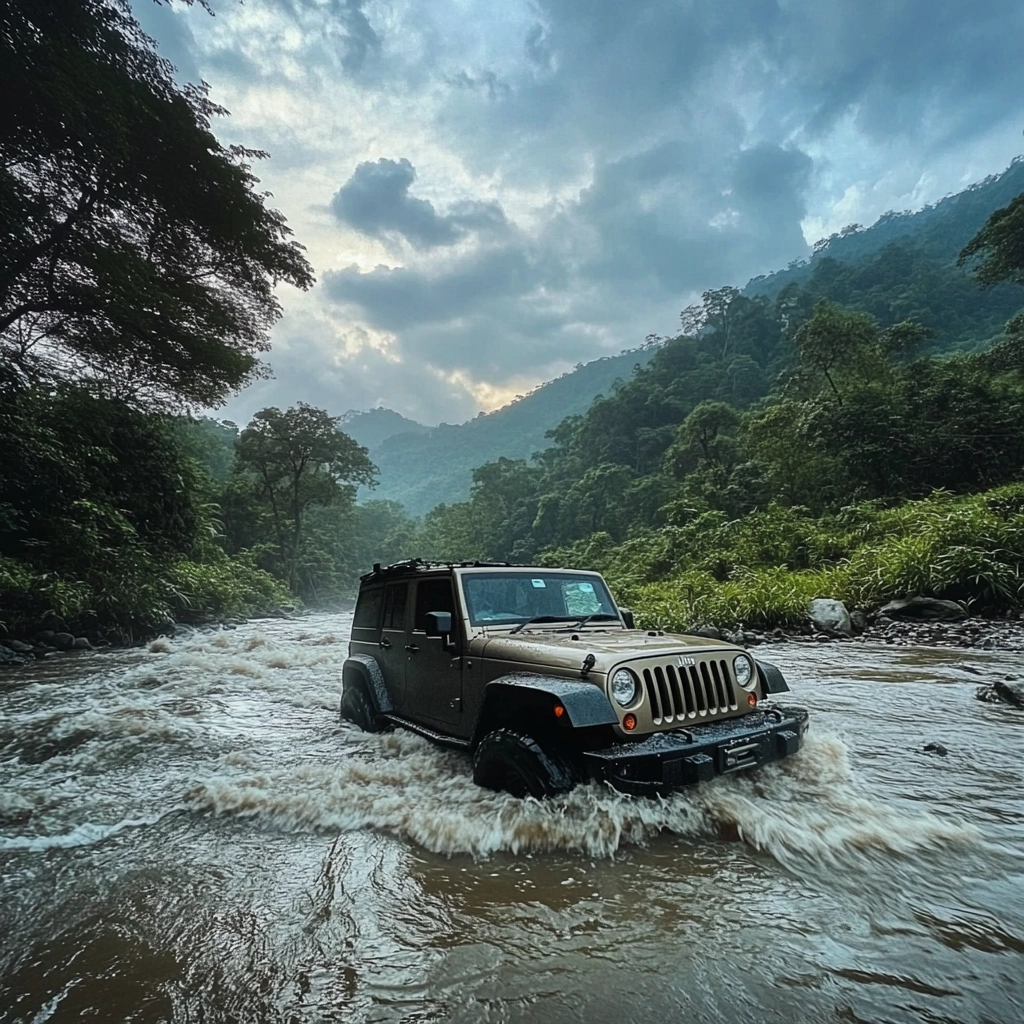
[0, 0, 313, 639]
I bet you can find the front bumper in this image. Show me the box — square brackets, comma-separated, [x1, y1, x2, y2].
[581, 704, 809, 795]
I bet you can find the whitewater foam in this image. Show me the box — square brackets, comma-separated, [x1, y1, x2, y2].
[184, 730, 980, 863]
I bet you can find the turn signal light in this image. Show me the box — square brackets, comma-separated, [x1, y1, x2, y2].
[553, 704, 565, 719]
[623, 713, 637, 731]
[747, 692, 757, 707]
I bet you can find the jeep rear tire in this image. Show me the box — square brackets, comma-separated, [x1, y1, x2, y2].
[472, 729, 577, 798]
[340, 683, 383, 733]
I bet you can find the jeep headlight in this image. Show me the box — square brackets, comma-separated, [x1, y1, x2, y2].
[733, 655, 754, 689]
[611, 668, 639, 707]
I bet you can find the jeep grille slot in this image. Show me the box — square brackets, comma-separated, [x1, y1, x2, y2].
[640, 658, 738, 725]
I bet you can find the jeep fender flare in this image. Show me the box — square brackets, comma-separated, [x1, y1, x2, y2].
[471, 673, 619, 749]
[342, 655, 393, 714]
[755, 659, 790, 694]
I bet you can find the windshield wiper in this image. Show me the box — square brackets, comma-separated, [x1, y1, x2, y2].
[565, 612, 621, 630]
[508, 615, 570, 635]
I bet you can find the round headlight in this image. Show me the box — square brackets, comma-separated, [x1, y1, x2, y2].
[733, 655, 754, 689]
[611, 668, 639, 707]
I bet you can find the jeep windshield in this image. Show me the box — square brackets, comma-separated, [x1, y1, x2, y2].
[461, 571, 620, 628]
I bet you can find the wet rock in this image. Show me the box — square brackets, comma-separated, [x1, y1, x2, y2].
[850, 609, 868, 633]
[923, 741, 949, 757]
[0, 644, 27, 666]
[71, 637, 92, 650]
[2, 639, 34, 654]
[879, 596, 967, 622]
[685, 624, 723, 640]
[808, 598, 853, 636]
[51, 632, 76, 651]
[975, 680, 1024, 707]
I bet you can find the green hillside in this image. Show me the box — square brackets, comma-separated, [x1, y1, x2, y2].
[366, 346, 659, 515]
[341, 407, 428, 450]
[745, 157, 1024, 352]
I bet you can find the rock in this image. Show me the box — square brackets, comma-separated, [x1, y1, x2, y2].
[2, 639, 33, 654]
[685, 624, 723, 640]
[34, 630, 56, 645]
[850, 609, 868, 633]
[71, 637, 92, 650]
[878, 596, 967, 622]
[0, 644, 27, 666]
[922, 741, 948, 757]
[807, 598, 853, 636]
[51, 632, 76, 651]
[975, 680, 1024, 706]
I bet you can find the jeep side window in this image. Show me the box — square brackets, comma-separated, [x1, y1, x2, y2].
[413, 578, 456, 631]
[382, 583, 409, 630]
[353, 586, 384, 629]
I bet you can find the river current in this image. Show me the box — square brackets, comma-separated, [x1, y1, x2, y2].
[0, 613, 1021, 1023]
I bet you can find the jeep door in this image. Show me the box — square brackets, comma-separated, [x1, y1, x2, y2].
[407, 577, 464, 729]
[378, 581, 410, 708]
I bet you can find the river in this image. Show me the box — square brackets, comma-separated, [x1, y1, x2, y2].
[1, 614, 1021, 1023]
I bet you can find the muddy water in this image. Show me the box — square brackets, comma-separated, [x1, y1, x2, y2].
[0, 616, 1021, 1024]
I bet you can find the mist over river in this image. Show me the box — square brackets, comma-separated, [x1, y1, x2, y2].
[1, 614, 1021, 1023]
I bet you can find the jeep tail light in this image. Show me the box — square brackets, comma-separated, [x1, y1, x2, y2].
[553, 704, 565, 719]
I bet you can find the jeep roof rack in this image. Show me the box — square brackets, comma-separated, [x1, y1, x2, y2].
[359, 558, 526, 583]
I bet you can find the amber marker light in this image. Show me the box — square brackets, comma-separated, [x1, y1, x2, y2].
[553, 704, 565, 719]
[623, 713, 637, 731]
[747, 692, 758, 707]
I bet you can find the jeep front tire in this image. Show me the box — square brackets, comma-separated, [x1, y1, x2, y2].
[472, 729, 577, 798]
[340, 683, 383, 733]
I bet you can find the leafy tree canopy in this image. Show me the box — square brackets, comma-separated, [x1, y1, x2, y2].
[959, 191, 1024, 289]
[0, 0, 313, 407]
[234, 404, 377, 590]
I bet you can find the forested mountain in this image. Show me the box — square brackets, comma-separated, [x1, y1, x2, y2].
[341, 408, 429, 450]
[364, 345, 659, 516]
[745, 157, 1024, 352]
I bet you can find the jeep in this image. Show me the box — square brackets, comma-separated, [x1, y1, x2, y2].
[341, 560, 809, 797]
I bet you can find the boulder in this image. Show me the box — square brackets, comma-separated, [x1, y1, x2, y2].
[807, 598, 853, 636]
[2, 639, 34, 654]
[0, 644, 26, 666]
[850, 609, 868, 633]
[51, 632, 76, 651]
[878, 596, 967, 622]
[975, 680, 1024, 707]
[922, 741, 948, 757]
[71, 637, 92, 650]
[685, 624, 723, 640]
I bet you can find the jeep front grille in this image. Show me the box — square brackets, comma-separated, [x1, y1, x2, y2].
[640, 659, 738, 724]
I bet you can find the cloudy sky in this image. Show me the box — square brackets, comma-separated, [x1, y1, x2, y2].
[135, 0, 1024, 426]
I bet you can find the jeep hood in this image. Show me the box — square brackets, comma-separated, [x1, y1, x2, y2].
[475, 629, 737, 675]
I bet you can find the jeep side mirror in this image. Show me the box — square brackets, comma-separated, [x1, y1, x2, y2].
[425, 611, 452, 636]
[619, 607, 635, 629]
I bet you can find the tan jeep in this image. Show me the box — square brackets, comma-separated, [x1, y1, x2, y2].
[342, 560, 808, 797]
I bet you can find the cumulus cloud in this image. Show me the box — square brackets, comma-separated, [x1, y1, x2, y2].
[330, 157, 508, 250]
[150, 0, 1024, 425]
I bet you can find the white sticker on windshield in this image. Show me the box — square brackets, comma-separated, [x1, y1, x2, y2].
[531, 578, 546, 588]
[578, 582, 594, 593]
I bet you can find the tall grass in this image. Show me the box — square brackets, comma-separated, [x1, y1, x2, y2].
[547, 485, 1024, 631]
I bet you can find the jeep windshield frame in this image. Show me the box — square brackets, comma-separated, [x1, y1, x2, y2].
[458, 570, 621, 629]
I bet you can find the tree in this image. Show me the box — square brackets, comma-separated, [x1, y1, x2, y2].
[791, 301, 879, 405]
[235, 405, 377, 591]
[0, 0, 313, 406]
[959, 191, 1024, 288]
[670, 401, 741, 470]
